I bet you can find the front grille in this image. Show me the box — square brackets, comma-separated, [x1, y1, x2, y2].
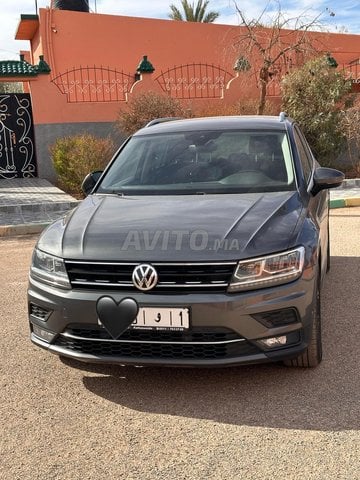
[54, 335, 260, 360]
[65, 261, 236, 293]
[65, 325, 240, 343]
[29, 303, 52, 321]
[252, 308, 300, 328]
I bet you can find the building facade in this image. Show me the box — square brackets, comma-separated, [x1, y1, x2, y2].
[1, 4, 360, 180]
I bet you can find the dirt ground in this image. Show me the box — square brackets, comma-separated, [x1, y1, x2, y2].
[0, 207, 359, 480]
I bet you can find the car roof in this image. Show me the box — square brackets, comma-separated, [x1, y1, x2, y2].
[134, 115, 293, 136]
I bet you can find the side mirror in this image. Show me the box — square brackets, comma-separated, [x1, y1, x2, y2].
[311, 167, 344, 196]
[81, 170, 103, 196]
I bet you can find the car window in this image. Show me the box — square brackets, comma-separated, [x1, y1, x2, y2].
[293, 126, 313, 184]
[98, 130, 296, 195]
[108, 137, 147, 184]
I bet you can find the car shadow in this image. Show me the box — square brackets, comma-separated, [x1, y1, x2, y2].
[62, 256, 360, 432]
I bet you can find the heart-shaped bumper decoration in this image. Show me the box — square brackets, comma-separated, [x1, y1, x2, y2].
[96, 297, 139, 339]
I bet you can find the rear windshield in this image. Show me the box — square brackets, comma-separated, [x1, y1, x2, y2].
[97, 129, 295, 195]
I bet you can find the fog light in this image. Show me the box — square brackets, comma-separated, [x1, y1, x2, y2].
[32, 324, 56, 343]
[257, 331, 300, 349]
[258, 335, 288, 348]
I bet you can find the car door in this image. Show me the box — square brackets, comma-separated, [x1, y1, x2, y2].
[293, 126, 329, 278]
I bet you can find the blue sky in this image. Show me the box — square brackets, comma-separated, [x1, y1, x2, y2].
[1, 0, 359, 60]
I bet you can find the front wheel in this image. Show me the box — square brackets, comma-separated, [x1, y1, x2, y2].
[284, 274, 322, 368]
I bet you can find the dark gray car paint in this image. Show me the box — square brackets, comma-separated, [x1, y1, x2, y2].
[37, 191, 307, 262]
[28, 115, 339, 367]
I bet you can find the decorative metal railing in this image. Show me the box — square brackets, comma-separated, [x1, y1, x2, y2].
[51, 66, 136, 103]
[0, 94, 37, 179]
[155, 63, 234, 99]
[343, 60, 360, 92]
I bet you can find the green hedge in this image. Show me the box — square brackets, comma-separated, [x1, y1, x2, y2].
[51, 133, 115, 196]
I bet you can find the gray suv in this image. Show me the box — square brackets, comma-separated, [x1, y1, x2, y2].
[28, 115, 344, 367]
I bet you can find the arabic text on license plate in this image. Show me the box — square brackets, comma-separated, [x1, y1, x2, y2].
[132, 307, 189, 330]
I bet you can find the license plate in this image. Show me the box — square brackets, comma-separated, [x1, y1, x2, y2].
[131, 307, 190, 330]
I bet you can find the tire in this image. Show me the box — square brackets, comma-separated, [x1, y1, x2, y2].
[284, 273, 322, 368]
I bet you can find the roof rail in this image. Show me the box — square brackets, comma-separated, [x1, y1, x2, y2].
[279, 112, 288, 122]
[145, 117, 184, 127]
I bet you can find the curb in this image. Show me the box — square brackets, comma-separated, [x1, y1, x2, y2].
[0, 201, 79, 214]
[345, 197, 360, 207]
[330, 197, 360, 209]
[0, 222, 50, 238]
[340, 178, 360, 188]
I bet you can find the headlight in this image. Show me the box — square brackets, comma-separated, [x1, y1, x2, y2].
[228, 247, 305, 292]
[30, 249, 70, 289]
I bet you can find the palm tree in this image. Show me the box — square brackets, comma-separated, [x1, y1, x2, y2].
[168, 0, 219, 23]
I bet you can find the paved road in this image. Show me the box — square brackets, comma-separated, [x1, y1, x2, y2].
[1, 208, 359, 480]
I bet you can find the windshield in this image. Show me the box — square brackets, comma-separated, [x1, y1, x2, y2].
[97, 129, 295, 195]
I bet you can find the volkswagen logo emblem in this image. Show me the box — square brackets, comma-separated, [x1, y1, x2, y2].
[132, 264, 158, 291]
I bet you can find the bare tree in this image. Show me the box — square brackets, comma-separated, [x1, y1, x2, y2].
[233, 2, 330, 114]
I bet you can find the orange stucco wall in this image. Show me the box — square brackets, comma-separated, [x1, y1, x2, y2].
[23, 8, 360, 125]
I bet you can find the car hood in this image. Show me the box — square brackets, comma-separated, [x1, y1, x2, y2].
[38, 192, 304, 261]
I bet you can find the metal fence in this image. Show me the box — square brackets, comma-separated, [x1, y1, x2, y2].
[155, 63, 234, 99]
[51, 66, 135, 102]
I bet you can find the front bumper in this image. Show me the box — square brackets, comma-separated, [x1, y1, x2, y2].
[28, 271, 316, 367]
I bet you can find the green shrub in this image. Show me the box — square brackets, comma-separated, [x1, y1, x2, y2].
[341, 98, 360, 177]
[116, 91, 188, 136]
[281, 56, 352, 166]
[193, 99, 277, 117]
[194, 102, 239, 117]
[51, 134, 115, 196]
